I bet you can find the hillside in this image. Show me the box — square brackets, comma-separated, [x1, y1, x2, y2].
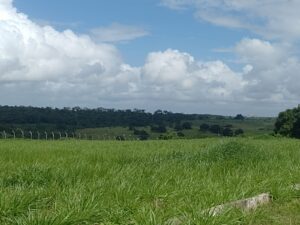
[0, 106, 275, 140]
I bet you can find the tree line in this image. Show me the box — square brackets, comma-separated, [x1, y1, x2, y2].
[0, 106, 203, 131]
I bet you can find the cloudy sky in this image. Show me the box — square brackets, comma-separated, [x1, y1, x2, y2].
[1, 0, 300, 116]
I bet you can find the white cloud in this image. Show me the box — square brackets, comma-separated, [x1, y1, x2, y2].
[161, 0, 300, 41]
[90, 23, 149, 43]
[234, 38, 300, 103]
[140, 49, 245, 102]
[1, 0, 300, 116]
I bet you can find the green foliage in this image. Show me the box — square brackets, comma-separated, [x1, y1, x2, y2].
[274, 105, 300, 138]
[222, 127, 234, 137]
[234, 114, 245, 120]
[181, 122, 192, 130]
[200, 123, 210, 132]
[150, 125, 167, 133]
[133, 129, 149, 140]
[234, 128, 244, 136]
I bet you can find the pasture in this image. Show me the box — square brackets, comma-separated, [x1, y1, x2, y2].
[0, 138, 299, 224]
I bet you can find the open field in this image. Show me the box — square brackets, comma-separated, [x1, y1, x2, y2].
[77, 117, 276, 140]
[0, 138, 299, 224]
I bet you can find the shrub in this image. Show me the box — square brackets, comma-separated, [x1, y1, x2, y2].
[222, 127, 234, 137]
[235, 128, 244, 136]
[182, 122, 192, 130]
[200, 123, 210, 132]
[151, 125, 167, 133]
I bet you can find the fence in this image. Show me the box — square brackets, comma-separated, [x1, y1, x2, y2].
[0, 130, 137, 141]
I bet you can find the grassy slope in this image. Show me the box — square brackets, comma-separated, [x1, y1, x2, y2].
[0, 138, 299, 224]
[77, 117, 276, 140]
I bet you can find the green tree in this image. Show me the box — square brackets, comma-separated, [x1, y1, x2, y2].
[234, 128, 244, 136]
[274, 105, 300, 138]
[200, 123, 210, 132]
[222, 127, 234, 137]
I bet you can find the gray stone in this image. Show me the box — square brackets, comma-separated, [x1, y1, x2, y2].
[206, 193, 272, 216]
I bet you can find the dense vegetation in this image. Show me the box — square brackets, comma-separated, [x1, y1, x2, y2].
[0, 106, 199, 130]
[0, 138, 299, 224]
[0, 105, 275, 140]
[274, 105, 300, 138]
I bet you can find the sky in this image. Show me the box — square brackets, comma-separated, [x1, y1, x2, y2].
[1, 0, 300, 116]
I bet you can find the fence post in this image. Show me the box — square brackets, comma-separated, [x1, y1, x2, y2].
[20, 129, 24, 139]
[45, 131, 48, 140]
[37, 131, 40, 140]
[52, 132, 55, 140]
[29, 131, 33, 140]
[3, 131, 7, 139]
[65, 132, 68, 139]
[12, 130, 16, 139]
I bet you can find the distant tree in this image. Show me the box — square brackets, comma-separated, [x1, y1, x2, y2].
[174, 123, 183, 131]
[200, 123, 210, 132]
[151, 125, 167, 133]
[234, 114, 245, 120]
[222, 127, 234, 137]
[115, 135, 125, 141]
[133, 129, 149, 140]
[128, 125, 135, 131]
[209, 125, 222, 135]
[234, 128, 244, 136]
[182, 122, 192, 130]
[177, 132, 185, 137]
[198, 115, 209, 120]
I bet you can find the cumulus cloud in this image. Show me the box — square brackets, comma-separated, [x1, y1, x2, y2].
[90, 23, 149, 43]
[234, 38, 300, 103]
[141, 49, 244, 101]
[1, 0, 300, 115]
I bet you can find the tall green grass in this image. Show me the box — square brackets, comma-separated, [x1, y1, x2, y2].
[0, 138, 299, 224]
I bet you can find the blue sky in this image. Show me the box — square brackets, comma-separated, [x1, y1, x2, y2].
[14, 0, 251, 67]
[1, 0, 300, 115]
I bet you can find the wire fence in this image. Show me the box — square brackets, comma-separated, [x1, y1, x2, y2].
[0, 130, 139, 141]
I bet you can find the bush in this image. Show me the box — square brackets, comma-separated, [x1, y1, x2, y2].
[133, 129, 149, 140]
[151, 125, 167, 133]
[177, 132, 185, 137]
[222, 127, 234, 137]
[174, 123, 183, 131]
[182, 122, 192, 130]
[115, 135, 125, 141]
[158, 134, 174, 140]
[200, 123, 210, 132]
[209, 124, 222, 134]
[235, 128, 244, 136]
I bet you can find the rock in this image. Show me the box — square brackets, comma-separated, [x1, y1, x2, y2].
[292, 184, 300, 191]
[165, 217, 183, 225]
[206, 193, 272, 216]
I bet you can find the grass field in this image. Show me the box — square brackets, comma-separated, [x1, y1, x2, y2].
[0, 138, 299, 224]
[77, 117, 276, 140]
